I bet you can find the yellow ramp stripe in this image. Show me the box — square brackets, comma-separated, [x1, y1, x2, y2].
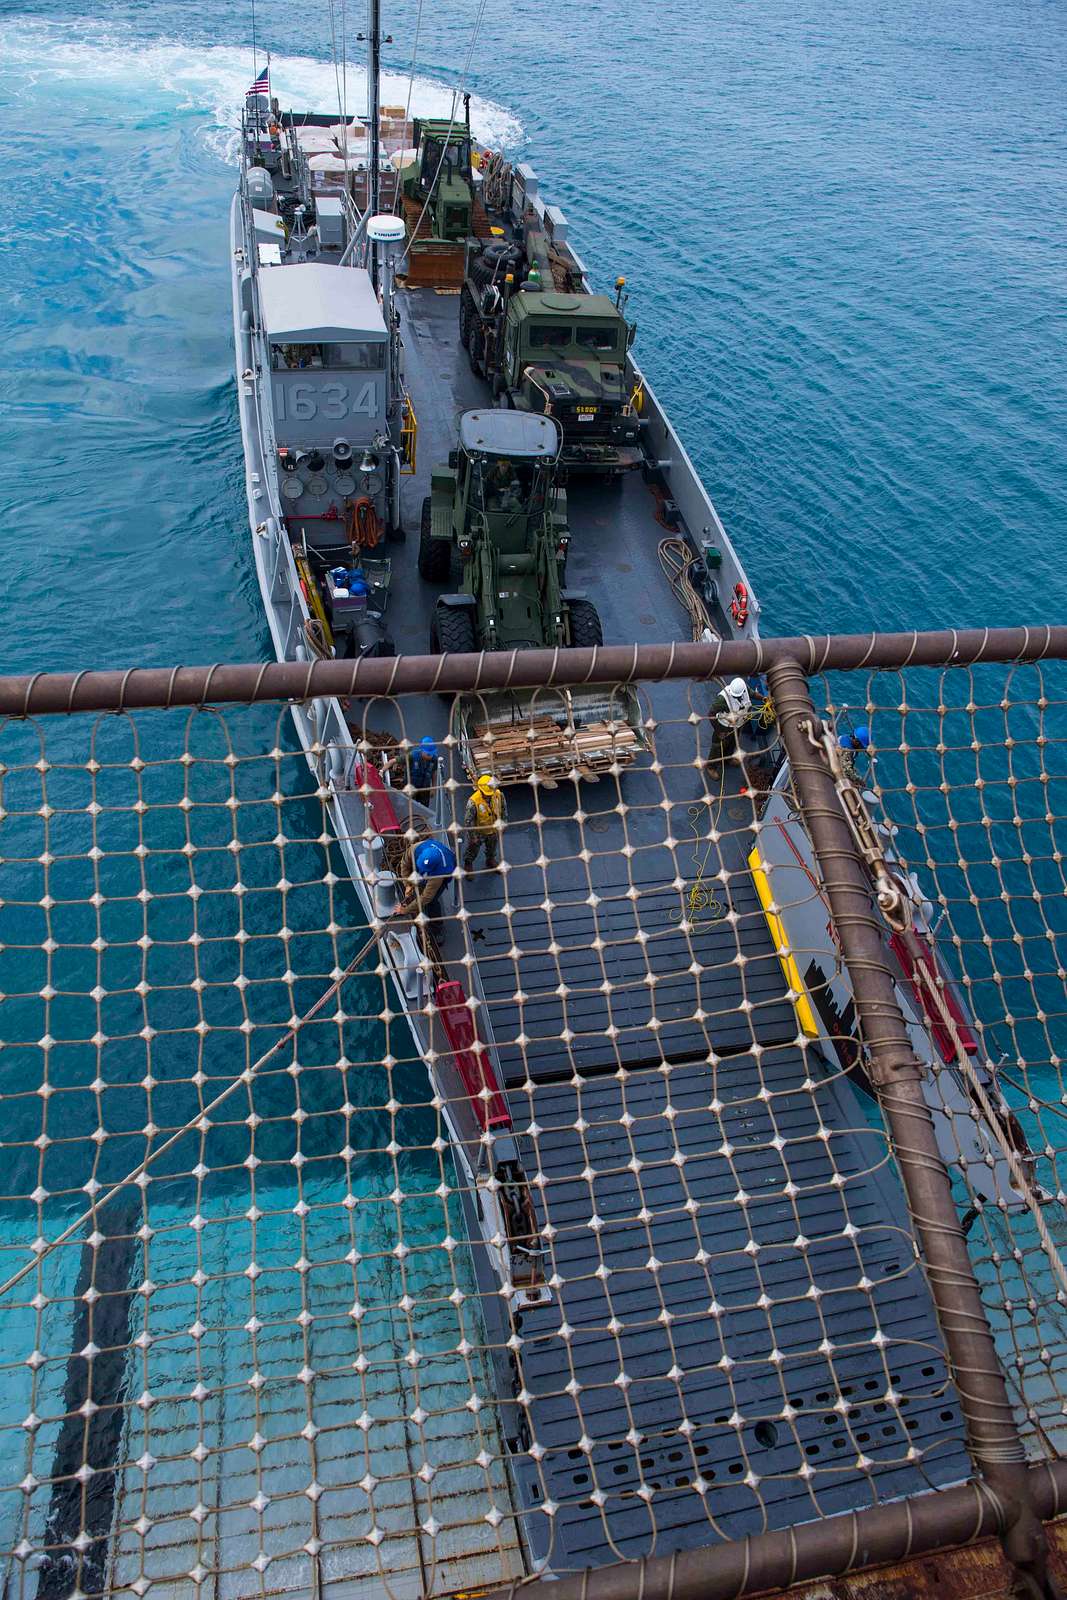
[747, 846, 819, 1039]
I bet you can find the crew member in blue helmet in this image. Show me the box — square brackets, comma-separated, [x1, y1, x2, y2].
[393, 835, 457, 923]
[837, 724, 870, 779]
[407, 735, 440, 806]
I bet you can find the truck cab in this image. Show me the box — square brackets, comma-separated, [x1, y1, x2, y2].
[400, 118, 474, 241]
[502, 294, 641, 474]
[421, 410, 605, 655]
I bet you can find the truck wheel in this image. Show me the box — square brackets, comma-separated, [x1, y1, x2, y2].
[568, 598, 603, 649]
[417, 497, 451, 581]
[469, 324, 484, 377]
[433, 603, 477, 656]
[459, 289, 473, 349]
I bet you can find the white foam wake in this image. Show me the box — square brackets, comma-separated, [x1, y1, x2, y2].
[0, 17, 523, 162]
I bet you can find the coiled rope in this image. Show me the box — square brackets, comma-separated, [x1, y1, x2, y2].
[658, 537, 718, 643]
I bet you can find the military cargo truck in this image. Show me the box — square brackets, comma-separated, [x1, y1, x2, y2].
[460, 240, 642, 476]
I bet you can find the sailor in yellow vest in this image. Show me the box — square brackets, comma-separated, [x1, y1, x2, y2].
[463, 774, 507, 873]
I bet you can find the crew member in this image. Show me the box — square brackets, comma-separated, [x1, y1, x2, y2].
[707, 677, 753, 772]
[485, 457, 522, 510]
[837, 724, 871, 779]
[463, 774, 507, 874]
[407, 736, 440, 806]
[392, 837, 457, 923]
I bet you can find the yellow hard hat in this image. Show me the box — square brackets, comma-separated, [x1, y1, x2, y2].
[476, 774, 498, 793]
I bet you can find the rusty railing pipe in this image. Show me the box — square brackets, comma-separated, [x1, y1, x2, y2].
[481, 1460, 1067, 1600]
[765, 655, 1057, 1600]
[1, 625, 1066, 716]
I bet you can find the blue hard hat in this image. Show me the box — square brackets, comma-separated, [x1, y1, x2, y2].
[420, 736, 437, 756]
[853, 725, 871, 749]
[414, 839, 456, 877]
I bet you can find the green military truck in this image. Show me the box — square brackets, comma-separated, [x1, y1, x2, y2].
[460, 241, 642, 476]
[420, 409, 646, 783]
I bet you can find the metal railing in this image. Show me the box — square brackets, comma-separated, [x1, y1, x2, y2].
[0, 626, 1065, 1600]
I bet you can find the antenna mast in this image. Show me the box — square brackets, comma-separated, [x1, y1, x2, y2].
[367, 0, 382, 284]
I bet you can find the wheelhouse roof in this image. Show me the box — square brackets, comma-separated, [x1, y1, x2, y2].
[459, 410, 561, 458]
[259, 264, 387, 342]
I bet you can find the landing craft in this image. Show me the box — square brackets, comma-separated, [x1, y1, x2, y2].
[230, 23, 1036, 1583]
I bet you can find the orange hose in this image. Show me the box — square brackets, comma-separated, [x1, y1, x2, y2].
[347, 496, 382, 549]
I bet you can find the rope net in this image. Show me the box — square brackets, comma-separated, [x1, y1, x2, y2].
[0, 659, 1060, 1596]
[810, 661, 1067, 1464]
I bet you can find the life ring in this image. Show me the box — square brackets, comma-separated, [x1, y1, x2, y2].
[730, 582, 749, 628]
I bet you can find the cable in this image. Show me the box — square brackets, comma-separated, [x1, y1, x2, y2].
[392, 0, 425, 214]
[304, 616, 332, 660]
[658, 536, 718, 643]
[327, 0, 351, 195]
[403, 0, 490, 248]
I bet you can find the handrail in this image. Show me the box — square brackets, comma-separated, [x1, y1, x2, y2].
[3, 625, 1066, 716]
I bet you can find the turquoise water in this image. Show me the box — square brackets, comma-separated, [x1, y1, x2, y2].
[2, 0, 1066, 664]
[1, 0, 1066, 1569]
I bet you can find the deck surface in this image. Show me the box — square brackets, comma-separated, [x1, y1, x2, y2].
[361, 284, 974, 1571]
[505, 1052, 969, 1568]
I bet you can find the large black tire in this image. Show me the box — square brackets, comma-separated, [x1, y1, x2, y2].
[433, 602, 477, 656]
[567, 597, 603, 649]
[417, 496, 451, 581]
[469, 323, 484, 377]
[459, 289, 474, 350]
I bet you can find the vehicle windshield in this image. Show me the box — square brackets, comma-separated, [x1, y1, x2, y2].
[575, 325, 620, 354]
[420, 135, 471, 185]
[527, 324, 574, 351]
[527, 322, 620, 355]
[471, 456, 548, 515]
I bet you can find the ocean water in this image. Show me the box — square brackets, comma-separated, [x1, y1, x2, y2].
[0, 0, 1065, 1569]
[2, 0, 1066, 664]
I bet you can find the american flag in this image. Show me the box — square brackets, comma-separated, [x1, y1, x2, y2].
[246, 68, 270, 98]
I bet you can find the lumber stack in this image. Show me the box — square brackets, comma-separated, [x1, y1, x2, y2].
[401, 197, 466, 287]
[467, 716, 641, 782]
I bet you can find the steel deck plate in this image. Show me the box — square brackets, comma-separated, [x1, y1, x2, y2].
[504, 1050, 969, 1569]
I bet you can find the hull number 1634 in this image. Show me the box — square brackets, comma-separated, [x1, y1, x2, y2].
[275, 381, 378, 420]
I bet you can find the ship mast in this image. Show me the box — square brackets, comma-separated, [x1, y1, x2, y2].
[367, 0, 382, 287]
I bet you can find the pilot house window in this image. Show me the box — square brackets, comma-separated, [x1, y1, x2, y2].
[271, 342, 385, 371]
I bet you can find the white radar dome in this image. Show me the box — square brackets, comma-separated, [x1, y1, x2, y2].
[366, 214, 407, 251]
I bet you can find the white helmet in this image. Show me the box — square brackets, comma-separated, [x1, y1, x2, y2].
[723, 677, 752, 713]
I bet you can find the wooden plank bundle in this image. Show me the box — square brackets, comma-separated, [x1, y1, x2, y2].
[468, 717, 641, 781]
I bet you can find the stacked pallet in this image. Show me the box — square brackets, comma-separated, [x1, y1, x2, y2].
[401, 197, 465, 287]
[399, 198, 494, 288]
[468, 717, 641, 782]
